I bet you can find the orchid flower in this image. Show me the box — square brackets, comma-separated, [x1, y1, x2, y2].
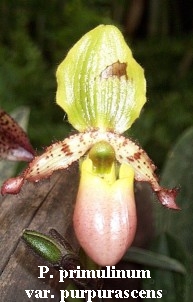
[1, 25, 179, 266]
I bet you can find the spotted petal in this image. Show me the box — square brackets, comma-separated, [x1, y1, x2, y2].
[1, 132, 99, 195]
[0, 109, 34, 161]
[56, 25, 146, 133]
[104, 132, 179, 210]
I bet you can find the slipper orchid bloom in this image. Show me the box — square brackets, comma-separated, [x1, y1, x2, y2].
[1, 25, 179, 266]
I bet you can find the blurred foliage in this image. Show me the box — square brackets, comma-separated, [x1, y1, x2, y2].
[143, 233, 192, 301]
[156, 127, 193, 254]
[0, 0, 112, 148]
[145, 126, 193, 300]
[128, 36, 193, 168]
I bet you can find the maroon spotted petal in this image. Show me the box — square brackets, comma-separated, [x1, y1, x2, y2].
[106, 132, 180, 210]
[1, 131, 99, 195]
[0, 109, 35, 161]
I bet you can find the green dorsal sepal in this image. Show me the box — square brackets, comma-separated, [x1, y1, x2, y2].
[56, 25, 146, 133]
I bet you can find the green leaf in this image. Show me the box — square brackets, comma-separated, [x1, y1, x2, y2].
[155, 127, 193, 254]
[56, 25, 146, 133]
[65, 282, 84, 302]
[124, 247, 186, 274]
[142, 233, 192, 302]
[150, 128, 193, 301]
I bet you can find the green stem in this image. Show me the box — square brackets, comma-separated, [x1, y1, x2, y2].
[79, 248, 101, 271]
[66, 248, 101, 302]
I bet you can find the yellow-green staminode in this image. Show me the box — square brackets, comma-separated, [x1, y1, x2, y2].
[56, 25, 146, 133]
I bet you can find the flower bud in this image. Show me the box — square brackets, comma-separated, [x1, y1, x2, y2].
[22, 230, 63, 265]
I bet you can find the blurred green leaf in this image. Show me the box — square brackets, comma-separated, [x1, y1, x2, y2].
[151, 127, 193, 300]
[124, 247, 186, 274]
[155, 127, 193, 254]
[65, 282, 84, 302]
[142, 233, 192, 302]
